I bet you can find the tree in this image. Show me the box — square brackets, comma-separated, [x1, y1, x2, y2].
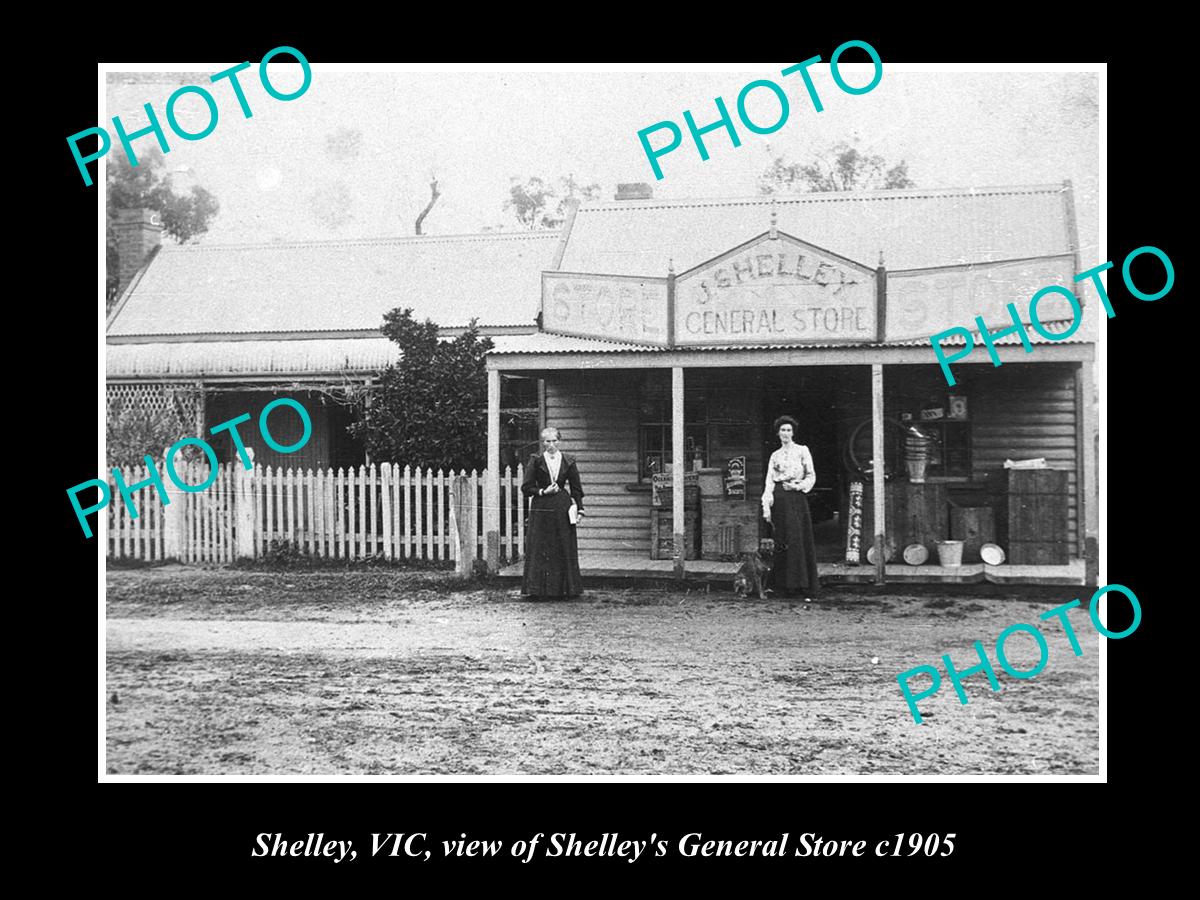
[759, 139, 915, 194]
[106, 148, 219, 309]
[348, 309, 494, 471]
[504, 175, 600, 229]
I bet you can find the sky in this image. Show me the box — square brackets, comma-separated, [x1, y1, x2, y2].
[104, 64, 1100, 266]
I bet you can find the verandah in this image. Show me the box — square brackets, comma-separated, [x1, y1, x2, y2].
[483, 343, 1098, 585]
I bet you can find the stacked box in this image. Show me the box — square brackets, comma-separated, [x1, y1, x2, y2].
[650, 508, 699, 560]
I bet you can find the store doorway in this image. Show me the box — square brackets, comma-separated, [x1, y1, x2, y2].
[762, 366, 869, 562]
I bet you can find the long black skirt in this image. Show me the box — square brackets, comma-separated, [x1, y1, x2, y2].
[771, 490, 820, 595]
[522, 491, 583, 599]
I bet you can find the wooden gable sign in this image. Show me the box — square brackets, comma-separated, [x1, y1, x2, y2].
[541, 271, 670, 346]
[885, 255, 1080, 342]
[673, 231, 877, 346]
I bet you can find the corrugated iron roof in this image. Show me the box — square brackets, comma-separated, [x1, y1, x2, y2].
[558, 184, 1070, 276]
[929, 317, 1087, 346]
[108, 323, 1089, 379]
[490, 333, 653, 354]
[107, 338, 400, 379]
[488, 318, 1088, 355]
[107, 231, 561, 338]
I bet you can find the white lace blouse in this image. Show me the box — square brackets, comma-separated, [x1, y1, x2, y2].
[761, 443, 816, 513]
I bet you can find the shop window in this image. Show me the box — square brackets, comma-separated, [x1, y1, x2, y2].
[500, 375, 540, 472]
[887, 389, 974, 479]
[639, 424, 711, 479]
[637, 374, 712, 480]
[922, 420, 972, 477]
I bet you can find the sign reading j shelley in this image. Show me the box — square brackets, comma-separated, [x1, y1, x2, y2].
[542, 272, 670, 346]
[675, 234, 877, 345]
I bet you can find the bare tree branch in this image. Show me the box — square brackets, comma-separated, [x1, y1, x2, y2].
[414, 178, 441, 235]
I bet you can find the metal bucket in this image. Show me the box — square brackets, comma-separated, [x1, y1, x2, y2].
[936, 540, 964, 567]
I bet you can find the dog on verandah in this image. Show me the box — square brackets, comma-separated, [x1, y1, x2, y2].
[732, 541, 774, 600]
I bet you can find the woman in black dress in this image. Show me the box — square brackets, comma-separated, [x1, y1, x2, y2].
[761, 415, 820, 599]
[521, 426, 586, 599]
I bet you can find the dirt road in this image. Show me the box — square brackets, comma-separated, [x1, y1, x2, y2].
[105, 568, 1099, 775]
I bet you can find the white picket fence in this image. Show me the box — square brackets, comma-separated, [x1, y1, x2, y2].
[106, 458, 527, 566]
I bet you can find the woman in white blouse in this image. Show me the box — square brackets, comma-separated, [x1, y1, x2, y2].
[762, 415, 820, 599]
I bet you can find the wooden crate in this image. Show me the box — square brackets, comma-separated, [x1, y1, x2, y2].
[950, 506, 996, 564]
[700, 498, 760, 559]
[1008, 541, 1070, 566]
[1006, 469, 1068, 564]
[652, 485, 700, 510]
[862, 482, 948, 556]
[650, 508, 699, 560]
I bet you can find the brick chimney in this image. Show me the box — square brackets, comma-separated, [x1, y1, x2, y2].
[115, 208, 163, 297]
[615, 183, 653, 201]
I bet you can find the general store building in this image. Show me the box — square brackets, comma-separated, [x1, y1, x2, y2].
[484, 183, 1098, 586]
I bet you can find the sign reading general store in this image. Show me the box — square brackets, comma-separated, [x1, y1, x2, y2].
[674, 232, 877, 345]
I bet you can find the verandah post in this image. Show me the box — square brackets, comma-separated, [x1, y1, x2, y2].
[672, 366, 685, 581]
[484, 367, 501, 573]
[1079, 356, 1099, 587]
[871, 364, 886, 585]
[501, 465, 512, 563]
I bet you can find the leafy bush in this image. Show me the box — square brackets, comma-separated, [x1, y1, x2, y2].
[348, 308, 493, 471]
[106, 396, 199, 469]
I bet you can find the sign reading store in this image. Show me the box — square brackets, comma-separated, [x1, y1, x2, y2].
[542, 272, 670, 346]
[540, 230, 878, 348]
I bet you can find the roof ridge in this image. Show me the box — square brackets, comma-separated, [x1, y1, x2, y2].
[577, 183, 1065, 213]
[159, 230, 562, 252]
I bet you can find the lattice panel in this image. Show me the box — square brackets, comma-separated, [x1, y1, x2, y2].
[106, 383, 203, 436]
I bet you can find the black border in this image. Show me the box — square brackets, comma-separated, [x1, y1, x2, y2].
[37, 18, 1178, 884]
